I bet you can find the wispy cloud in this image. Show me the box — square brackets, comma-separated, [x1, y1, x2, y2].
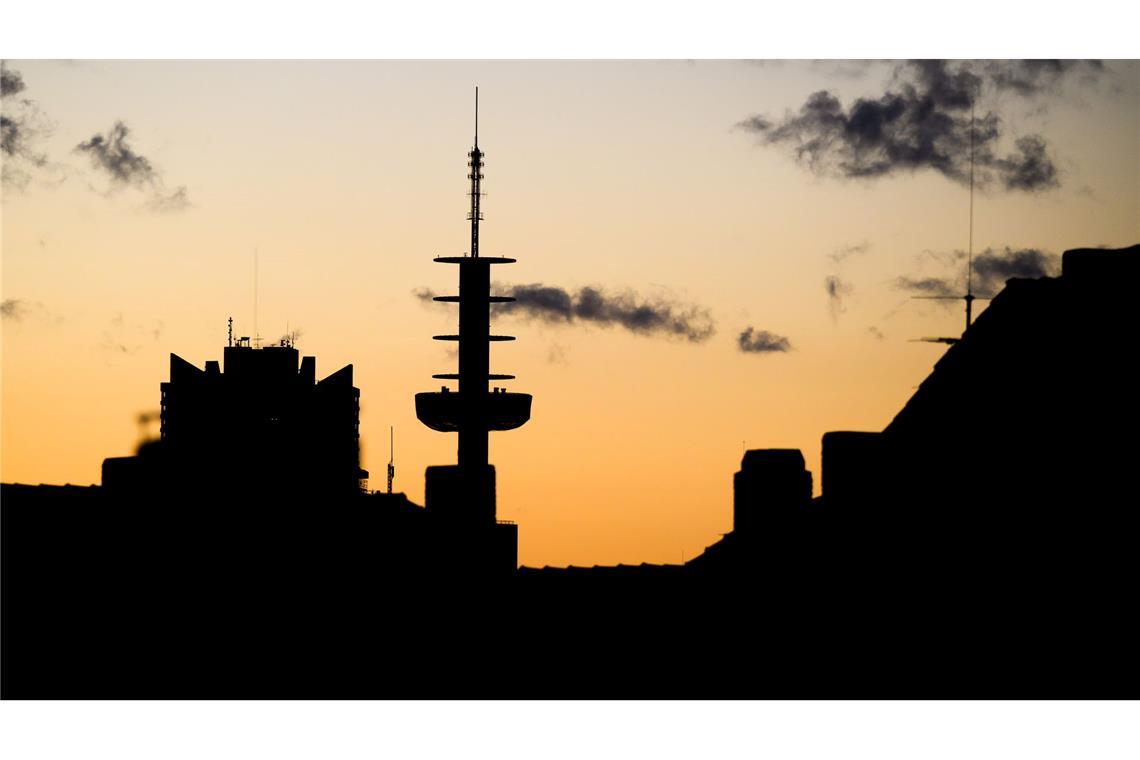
[100, 313, 165, 355]
[824, 241, 868, 320]
[895, 247, 1060, 299]
[829, 240, 870, 264]
[1, 63, 51, 191]
[737, 60, 1103, 191]
[737, 326, 792, 354]
[416, 283, 716, 343]
[825, 274, 853, 320]
[894, 275, 961, 298]
[75, 121, 191, 212]
[972, 247, 1059, 295]
[1, 298, 32, 320]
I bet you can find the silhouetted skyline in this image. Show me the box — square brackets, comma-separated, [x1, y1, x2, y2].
[4, 243, 1138, 698]
[3, 60, 1138, 570]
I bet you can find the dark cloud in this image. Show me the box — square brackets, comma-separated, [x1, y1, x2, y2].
[1, 67, 26, 97]
[2, 66, 189, 205]
[75, 120, 190, 211]
[1, 298, 60, 325]
[412, 287, 440, 303]
[1, 64, 50, 190]
[825, 275, 853, 319]
[737, 327, 791, 354]
[1, 298, 30, 320]
[991, 135, 1057, 191]
[895, 247, 1060, 299]
[982, 60, 1104, 97]
[415, 283, 717, 342]
[894, 275, 961, 298]
[971, 247, 1058, 295]
[500, 284, 715, 343]
[736, 59, 1097, 192]
[415, 283, 716, 343]
[76, 121, 160, 186]
[494, 284, 575, 323]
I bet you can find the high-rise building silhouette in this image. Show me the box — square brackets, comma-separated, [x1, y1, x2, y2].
[101, 337, 366, 498]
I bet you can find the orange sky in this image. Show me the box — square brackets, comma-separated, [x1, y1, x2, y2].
[3, 60, 1138, 567]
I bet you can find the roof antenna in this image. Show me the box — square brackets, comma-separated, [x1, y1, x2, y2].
[965, 101, 975, 332]
[910, 102, 988, 346]
[227, 316, 233, 347]
[253, 247, 261, 349]
[387, 426, 395, 494]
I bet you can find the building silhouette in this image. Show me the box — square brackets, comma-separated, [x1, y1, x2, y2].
[102, 338, 366, 499]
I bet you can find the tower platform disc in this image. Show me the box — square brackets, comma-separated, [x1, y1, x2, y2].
[415, 391, 532, 433]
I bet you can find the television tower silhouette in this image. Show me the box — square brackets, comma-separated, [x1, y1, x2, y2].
[912, 104, 989, 345]
[415, 88, 533, 521]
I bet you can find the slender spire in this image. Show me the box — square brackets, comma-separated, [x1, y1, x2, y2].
[468, 86, 483, 258]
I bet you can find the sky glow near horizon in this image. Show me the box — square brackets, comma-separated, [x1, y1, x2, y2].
[3, 59, 1137, 567]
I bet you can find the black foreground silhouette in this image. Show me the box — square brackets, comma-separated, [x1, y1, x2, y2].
[4, 243, 1137, 698]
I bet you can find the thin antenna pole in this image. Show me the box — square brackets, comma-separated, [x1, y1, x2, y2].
[254, 247, 260, 349]
[966, 103, 975, 331]
[227, 316, 233, 347]
[387, 425, 395, 494]
[468, 87, 483, 259]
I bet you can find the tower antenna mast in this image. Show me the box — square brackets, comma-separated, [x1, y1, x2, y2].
[387, 426, 395, 494]
[469, 86, 483, 259]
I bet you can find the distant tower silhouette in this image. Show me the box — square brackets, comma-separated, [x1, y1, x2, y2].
[415, 88, 533, 522]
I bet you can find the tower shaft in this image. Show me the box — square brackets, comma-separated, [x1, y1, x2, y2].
[457, 259, 491, 471]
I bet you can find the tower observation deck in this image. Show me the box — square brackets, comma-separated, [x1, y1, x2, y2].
[415, 89, 533, 523]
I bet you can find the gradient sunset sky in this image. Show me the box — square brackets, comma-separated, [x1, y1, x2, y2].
[3, 59, 1137, 567]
